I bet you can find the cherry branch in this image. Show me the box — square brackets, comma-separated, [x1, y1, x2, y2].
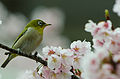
[0, 43, 47, 66]
[0, 43, 79, 79]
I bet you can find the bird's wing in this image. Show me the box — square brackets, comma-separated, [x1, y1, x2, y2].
[12, 28, 27, 48]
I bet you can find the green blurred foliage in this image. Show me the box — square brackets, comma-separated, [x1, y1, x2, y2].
[1, 0, 119, 42]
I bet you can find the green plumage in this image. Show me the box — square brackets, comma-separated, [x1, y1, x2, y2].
[1, 19, 51, 68]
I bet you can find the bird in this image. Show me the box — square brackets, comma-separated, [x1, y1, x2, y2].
[1, 19, 51, 68]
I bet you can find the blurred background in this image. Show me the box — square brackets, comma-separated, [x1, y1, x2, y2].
[0, 0, 119, 79]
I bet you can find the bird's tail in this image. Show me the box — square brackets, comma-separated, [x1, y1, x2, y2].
[1, 54, 16, 68]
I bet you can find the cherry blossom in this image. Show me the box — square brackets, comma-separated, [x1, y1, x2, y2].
[47, 54, 61, 71]
[70, 40, 91, 55]
[82, 19, 120, 79]
[42, 46, 62, 57]
[113, 0, 120, 16]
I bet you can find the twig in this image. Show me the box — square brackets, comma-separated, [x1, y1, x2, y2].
[105, 9, 110, 20]
[0, 43, 79, 79]
[0, 43, 47, 66]
[105, 9, 114, 30]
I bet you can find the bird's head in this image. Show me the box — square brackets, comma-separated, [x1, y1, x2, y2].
[26, 19, 51, 34]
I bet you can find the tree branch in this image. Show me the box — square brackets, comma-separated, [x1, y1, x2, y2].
[0, 43, 47, 66]
[0, 43, 79, 79]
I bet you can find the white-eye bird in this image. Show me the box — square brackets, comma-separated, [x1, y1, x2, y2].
[1, 19, 51, 68]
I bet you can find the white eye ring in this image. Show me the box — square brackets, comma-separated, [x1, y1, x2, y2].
[38, 21, 43, 26]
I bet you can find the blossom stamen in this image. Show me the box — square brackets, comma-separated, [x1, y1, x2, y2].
[73, 46, 80, 52]
[48, 50, 55, 55]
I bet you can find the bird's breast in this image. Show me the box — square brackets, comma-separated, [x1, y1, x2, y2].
[14, 27, 43, 54]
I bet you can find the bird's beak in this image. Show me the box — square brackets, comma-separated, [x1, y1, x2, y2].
[45, 24, 52, 26]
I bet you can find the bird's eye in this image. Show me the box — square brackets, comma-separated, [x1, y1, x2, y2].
[38, 21, 43, 26]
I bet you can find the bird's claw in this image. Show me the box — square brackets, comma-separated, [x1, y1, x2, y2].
[34, 51, 38, 63]
[5, 52, 11, 55]
[34, 51, 38, 57]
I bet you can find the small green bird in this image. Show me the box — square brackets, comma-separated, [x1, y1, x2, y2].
[1, 19, 51, 68]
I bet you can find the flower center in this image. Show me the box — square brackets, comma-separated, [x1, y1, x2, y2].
[52, 57, 57, 63]
[73, 46, 80, 52]
[48, 50, 55, 55]
[74, 57, 79, 62]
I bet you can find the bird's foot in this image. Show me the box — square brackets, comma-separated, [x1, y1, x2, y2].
[34, 51, 38, 63]
[33, 51, 38, 57]
[5, 52, 11, 55]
